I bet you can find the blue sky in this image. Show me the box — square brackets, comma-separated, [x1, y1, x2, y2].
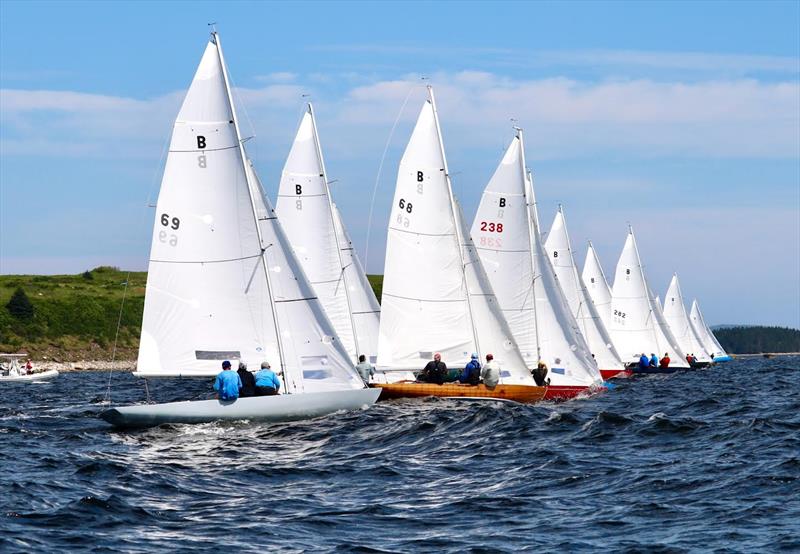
[1, 0, 798, 328]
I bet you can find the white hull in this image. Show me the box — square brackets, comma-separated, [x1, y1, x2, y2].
[0, 369, 59, 382]
[99, 388, 381, 428]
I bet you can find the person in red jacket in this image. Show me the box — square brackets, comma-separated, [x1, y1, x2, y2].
[659, 353, 671, 369]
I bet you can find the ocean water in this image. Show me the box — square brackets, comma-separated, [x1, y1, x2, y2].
[1, 357, 798, 553]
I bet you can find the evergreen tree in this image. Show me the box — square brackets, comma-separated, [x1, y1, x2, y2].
[82, 270, 94, 280]
[6, 287, 34, 319]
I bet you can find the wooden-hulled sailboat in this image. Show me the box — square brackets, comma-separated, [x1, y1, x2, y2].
[470, 128, 604, 400]
[689, 300, 731, 362]
[663, 274, 713, 366]
[609, 228, 689, 372]
[275, 104, 381, 364]
[544, 207, 626, 380]
[100, 32, 378, 428]
[372, 88, 546, 403]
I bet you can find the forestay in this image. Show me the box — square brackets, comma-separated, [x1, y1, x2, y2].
[663, 275, 710, 361]
[377, 89, 533, 385]
[544, 208, 624, 373]
[470, 130, 601, 387]
[582, 242, 615, 330]
[610, 229, 688, 367]
[136, 35, 363, 393]
[275, 106, 380, 364]
[689, 300, 729, 360]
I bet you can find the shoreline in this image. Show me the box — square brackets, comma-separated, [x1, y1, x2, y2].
[30, 360, 135, 372]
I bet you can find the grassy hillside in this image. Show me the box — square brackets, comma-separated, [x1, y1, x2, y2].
[0, 269, 384, 360]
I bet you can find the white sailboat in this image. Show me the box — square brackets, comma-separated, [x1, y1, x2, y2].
[471, 128, 603, 398]
[689, 300, 731, 362]
[373, 88, 545, 402]
[610, 228, 689, 370]
[544, 207, 626, 379]
[275, 104, 381, 364]
[101, 33, 378, 428]
[582, 242, 616, 332]
[663, 274, 711, 364]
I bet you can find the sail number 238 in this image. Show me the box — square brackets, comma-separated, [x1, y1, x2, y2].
[479, 222, 503, 233]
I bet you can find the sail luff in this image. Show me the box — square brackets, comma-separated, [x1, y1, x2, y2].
[519, 137, 543, 360]
[306, 104, 362, 362]
[213, 32, 290, 386]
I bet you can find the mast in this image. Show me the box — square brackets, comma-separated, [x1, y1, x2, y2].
[558, 204, 589, 338]
[427, 86, 482, 359]
[213, 32, 291, 392]
[521, 144, 542, 361]
[307, 102, 361, 362]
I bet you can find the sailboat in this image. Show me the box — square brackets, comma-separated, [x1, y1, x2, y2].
[275, 104, 381, 364]
[100, 32, 379, 428]
[663, 274, 712, 366]
[689, 300, 731, 362]
[610, 228, 688, 372]
[471, 128, 604, 399]
[372, 88, 546, 403]
[544, 207, 626, 379]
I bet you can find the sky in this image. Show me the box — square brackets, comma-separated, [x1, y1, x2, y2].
[1, 0, 798, 328]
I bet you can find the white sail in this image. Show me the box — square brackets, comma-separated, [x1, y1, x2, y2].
[247, 162, 365, 393]
[136, 35, 363, 393]
[582, 242, 615, 330]
[544, 208, 625, 373]
[689, 300, 729, 359]
[377, 89, 533, 385]
[470, 130, 601, 387]
[663, 275, 711, 361]
[275, 105, 380, 364]
[610, 229, 688, 367]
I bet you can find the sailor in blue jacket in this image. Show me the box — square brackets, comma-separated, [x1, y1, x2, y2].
[638, 353, 650, 371]
[459, 353, 482, 385]
[214, 360, 242, 400]
[254, 361, 281, 396]
[649, 353, 659, 367]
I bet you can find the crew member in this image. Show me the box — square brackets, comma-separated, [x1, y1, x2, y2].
[659, 352, 671, 369]
[254, 361, 281, 396]
[481, 354, 500, 388]
[459, 353, 481, 385]
[237, 361, 256, 397]
[213, 360, 242, 401]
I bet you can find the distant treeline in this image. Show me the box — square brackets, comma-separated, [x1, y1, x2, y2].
[1, 269, 796, 358]
[714, 326, 800, 354]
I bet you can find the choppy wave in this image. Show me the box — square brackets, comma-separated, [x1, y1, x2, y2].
[1, 358, 799, 552]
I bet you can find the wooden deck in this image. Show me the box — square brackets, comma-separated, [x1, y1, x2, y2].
[372, 382, 548, 403]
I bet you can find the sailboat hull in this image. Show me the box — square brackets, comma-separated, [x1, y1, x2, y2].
[599, 368, 633, 380]
[712, 355, 731, 363]
[0, 369, 59, 382]
[99, 388, 381, 429]
[542, 385, 596, 401]
[631, 366, 679, 375]
[373, 382, 547, 403]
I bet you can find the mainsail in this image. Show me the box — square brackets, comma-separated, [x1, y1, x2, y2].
[377, 88, 533, 385]
[275, 104, 380, 363]
[689, 300, 729, 360]
[582, 242, 614, 330]
[470, 129, 601, 387]
[544, 207, 625, 373]
[136, 34, 363, 393]
[610, 228, 688, 367]
[663, 274, 710, 361]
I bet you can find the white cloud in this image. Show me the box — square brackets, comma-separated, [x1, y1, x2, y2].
[3, 71, 798, 160]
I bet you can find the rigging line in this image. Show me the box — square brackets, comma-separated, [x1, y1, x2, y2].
[364, 82, 418, 270]
[105, 116, 173, 405]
